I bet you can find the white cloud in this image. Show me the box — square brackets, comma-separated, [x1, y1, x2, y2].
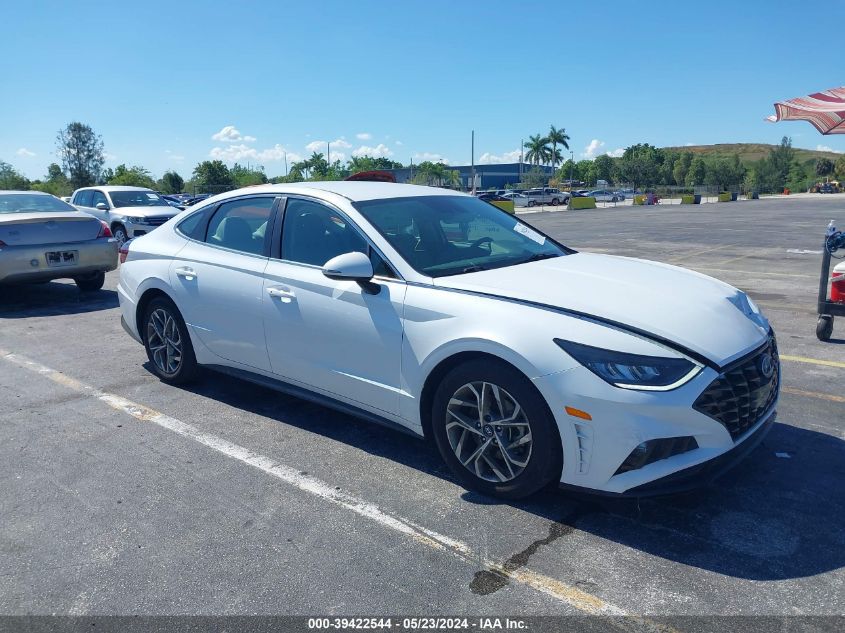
[305, 138, 352, 154]
[103, 152, 117, 161]
[164, 149, 185, 162]
[211, 125, 256, 143]
[581, 139, 606, 159]
[817, 144, 843, 154]
[684, 142, 695, 147]
[352, 143, 394, 158]
[16, 147, 35, 157]
[478, 149, 522, 164]
[413, 152, 449, 163]
[395, 140, 403, 146]
[356, 132, 372, 140]
[210, 143, 301, 164]
[607, 148, 624, 158]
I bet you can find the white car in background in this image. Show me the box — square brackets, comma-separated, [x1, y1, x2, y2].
[499, 192, 530, 207]
[117, 182, 779, 499]
[71, 186, 180, 245]
[587, 189, 622, 202]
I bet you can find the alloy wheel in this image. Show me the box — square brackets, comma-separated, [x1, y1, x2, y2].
[147, 308, 182, 375]
[445, 381, 532, 483]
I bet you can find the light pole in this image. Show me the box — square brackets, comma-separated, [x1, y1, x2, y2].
[569, 151, 574, 191]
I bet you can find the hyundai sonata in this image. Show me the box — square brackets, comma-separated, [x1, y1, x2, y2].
[117, 182, 779, 499]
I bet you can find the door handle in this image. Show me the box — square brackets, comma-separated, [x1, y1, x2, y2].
[267, 286, 296, 303]
[175, 266, 197, 280]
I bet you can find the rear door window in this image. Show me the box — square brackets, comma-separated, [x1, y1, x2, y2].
[205, 197, 275, 256]
[74, 190, 93, 207]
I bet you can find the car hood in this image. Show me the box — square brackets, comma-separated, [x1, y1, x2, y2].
[113, 206, 178, 217]
[433, 252, 770, 366]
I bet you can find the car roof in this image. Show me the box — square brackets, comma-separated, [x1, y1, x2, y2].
[217, 181, 470, 203]
[76, 185, 155, 192]
[0, 190, 53, 196]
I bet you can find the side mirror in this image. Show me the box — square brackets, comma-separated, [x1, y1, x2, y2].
[322, 251, 379, 294]
[95, 202, 109, 211]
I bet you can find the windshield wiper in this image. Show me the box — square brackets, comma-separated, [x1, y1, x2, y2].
[518, 252, 561, 264]
[461, 265, 488, 273]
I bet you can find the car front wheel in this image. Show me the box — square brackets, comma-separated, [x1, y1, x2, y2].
[111, 223, 128, 246]
[143, 296, 198, 384]
[431, 359, 562, 499]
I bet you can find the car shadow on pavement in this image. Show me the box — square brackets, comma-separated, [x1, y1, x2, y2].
[0, 282, 117, 318]
[172, 369, 844, 582]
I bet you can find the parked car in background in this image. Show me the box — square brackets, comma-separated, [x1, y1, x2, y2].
[119, 181, 779, 499]
[0, 191, 117, 290]
[612, 190, 627, 200]
[818, 183, 836, 194]
[619, 188, 642, 198]
[499, 192, 530, 207]
[70, 186, 180, 245]
[60, 196, 72, 203]
[588, 189, 621, 202]
[525, 188, 568, 207]
[476, 193, 515, 214]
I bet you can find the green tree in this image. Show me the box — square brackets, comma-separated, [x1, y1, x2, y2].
[0, 160, 30, 190]
[816, 157, 835, 178]
[769, 136, 795, 188]
[56, 122, 105, 189]
[592, 154, 614, 184]
[30, 162, 71, 196]
[192, 160, 234, 192]
[523, 134, 551, 166]
[230, 163, 268, 187]
[547, 126, 570, 172]
[835, 155, 845, 181]
[685, 156, 707, 187]
[158, 171, 184, 194]
[617, 143, 662, 189]
[108, 164, 156, 188]
[673, 152, 693, 186]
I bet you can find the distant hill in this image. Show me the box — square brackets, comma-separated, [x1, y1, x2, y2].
[661, 143, 842, 163]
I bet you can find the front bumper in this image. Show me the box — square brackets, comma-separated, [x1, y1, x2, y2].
[0, 239, 117, 284]
[534, 352, 779, 495]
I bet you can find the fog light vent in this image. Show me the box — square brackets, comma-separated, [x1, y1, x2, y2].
[573, 422, 593, 474]
[614, 436, 698, 475]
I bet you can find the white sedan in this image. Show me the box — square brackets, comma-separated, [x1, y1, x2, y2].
[117, 182, 779, 499]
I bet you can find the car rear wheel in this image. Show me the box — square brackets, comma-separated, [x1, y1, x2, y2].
[527, 200, 536, 207]
[143, 296, 198, 384]
[551, 198, 560, 206]
[112, 223, 128, 246]
[75, 271, 105, 292]
[431, 359, 562, 499]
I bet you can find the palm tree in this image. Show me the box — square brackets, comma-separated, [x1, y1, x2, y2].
[523, 134, 551, 166]
[547, 126, 570, 171]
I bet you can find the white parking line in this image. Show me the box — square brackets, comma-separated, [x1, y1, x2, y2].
[1, 347, 680, 626]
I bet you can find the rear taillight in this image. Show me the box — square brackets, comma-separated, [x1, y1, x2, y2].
[98, 221, 113, 238]
[119, 241, 131, 264]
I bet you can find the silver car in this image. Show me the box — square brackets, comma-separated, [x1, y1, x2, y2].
[0, 191, 118, 291]
[70, 186, 180, 245]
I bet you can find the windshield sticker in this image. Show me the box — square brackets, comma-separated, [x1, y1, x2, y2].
[513, 222, 545, 245]
[146, 193, 159, 199]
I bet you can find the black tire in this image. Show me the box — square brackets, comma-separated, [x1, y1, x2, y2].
[431, 358, 562, 500]
[551, 198, 560, 206]
[816, 315, 834, 341]
[142, 296, 198, 384]
[527, 200, 536, 207]
[75, 271, 105, 292]
[111, 223, 128, 246]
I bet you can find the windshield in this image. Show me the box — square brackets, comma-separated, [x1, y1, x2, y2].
[355, 195, 572, 277]
[109, 190, 170, 208]
[0, 193, 76, 214]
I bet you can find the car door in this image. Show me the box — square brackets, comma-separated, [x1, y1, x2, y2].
[168, 194, 279, 371]
[262, 196, 406, 416]
[72, 189, 101, 219]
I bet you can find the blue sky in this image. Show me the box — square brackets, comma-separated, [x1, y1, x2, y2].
[3, 0, 844, 180]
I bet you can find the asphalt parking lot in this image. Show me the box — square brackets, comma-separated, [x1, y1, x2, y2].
[1, 195, 844, 626]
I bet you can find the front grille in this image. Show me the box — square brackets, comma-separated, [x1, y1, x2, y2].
[693, 334, 780, 440]
[142, 215, 172, 226]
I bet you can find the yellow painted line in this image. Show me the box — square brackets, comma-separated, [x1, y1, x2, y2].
[667, 243, 734, 263]
[0, 348, 683, 629]
[782, 387, 845, 403]
[780, 354, 845, 369]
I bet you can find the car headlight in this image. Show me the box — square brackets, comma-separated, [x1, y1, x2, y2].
[125, 216, 146, 224]
[554, 339, 702, 391]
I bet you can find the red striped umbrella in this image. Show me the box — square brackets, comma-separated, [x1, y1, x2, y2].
[767, 86, 845, 134]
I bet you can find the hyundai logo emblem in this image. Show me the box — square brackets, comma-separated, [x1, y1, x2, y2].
[759, 353, 775, 379]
